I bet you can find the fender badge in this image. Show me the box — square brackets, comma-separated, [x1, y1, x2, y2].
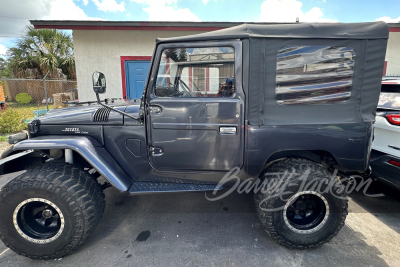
[62, 128, 80, 132]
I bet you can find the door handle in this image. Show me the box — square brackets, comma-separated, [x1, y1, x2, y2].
[147, 106, 162, 114]
[219, 126, 237, 135]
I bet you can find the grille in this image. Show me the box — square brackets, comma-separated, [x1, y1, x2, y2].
[92, 107, 111, 122]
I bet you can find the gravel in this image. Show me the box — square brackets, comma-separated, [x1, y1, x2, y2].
[0, 141, 10, 155]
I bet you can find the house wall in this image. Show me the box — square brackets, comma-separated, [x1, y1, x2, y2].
[385, 31, 400, 76]
[73, 28, 400, 101]
[73, 30, 206, 101]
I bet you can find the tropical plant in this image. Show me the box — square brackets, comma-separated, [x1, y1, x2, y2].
[178, 48, 188, 61]
[165, 48, 188, 62]
[0, 58, 12, 78]
[8, 26, 76, 79]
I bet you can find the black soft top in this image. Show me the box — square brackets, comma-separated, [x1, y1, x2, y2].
[157, 22, 388, 43]
[156, 22, 389, 126]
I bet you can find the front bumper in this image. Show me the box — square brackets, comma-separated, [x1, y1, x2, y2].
[0, 150, 34, 166]
[0, 145, 35, 176]
[0, 144, 14, 160]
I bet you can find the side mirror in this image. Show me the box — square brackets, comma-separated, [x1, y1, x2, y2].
[92, 71, 106, 94]
[89, 71, 141, 121]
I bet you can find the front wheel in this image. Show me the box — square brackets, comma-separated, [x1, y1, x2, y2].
[0, 162, 105, 259]
[254, 158, 348, 249]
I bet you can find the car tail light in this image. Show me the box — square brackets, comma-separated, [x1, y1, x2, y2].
[388, 160, 400, 167]
[386, 114, 400, 125]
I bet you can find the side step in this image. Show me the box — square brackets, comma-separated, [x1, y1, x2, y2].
[129, 182, 223, 194]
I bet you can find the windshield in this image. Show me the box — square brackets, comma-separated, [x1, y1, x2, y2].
[155, 47, 235, 97]
[377, 82, 400, 110]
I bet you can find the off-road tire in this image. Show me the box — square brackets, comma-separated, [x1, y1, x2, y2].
[0, 162, 105, 259]
[254, 158, 348, 249]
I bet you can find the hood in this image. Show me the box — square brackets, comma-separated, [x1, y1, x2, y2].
[38, 103, 140, 125]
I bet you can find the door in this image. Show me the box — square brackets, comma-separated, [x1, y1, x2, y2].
[126, 60, 150, 99]
[146, 43, 244, 172]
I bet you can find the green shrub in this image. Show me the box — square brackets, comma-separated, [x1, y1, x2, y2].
[15, 93, 32, 104]
[0, 109, 26, 134]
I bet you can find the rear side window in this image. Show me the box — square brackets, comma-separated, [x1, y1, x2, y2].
[276, 46, 355, 105]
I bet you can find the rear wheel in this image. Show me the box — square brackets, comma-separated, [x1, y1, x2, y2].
[0, 162, 105, 259]
[254, 158, 348, 249]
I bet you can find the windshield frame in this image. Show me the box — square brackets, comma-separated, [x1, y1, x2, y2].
[149, 41, 241, 99]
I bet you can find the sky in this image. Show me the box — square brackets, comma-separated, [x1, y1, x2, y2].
[0, 0, 399, 57]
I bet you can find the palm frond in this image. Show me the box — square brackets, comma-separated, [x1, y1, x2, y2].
[8, 25, 75, 79]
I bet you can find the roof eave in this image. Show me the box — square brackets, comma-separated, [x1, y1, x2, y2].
[29, 20, 295, 31]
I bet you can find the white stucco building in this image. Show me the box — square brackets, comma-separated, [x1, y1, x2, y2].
[30, 21, 400, 101]
[385, 26, 400, 77]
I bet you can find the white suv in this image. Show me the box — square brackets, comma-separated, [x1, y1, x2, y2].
[370, 78, 400, 189]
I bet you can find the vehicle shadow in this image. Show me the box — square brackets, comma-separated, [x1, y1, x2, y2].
[348, 180, 400, 235]
[76, 188, 391, 267]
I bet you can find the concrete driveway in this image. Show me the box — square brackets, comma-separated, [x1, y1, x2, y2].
[0, 172, 399, 267]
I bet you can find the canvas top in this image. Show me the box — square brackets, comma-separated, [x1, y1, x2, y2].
[157, 22, 389, 43]
[155, 22, 389, 126]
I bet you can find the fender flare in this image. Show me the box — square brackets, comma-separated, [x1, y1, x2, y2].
[12, 135, 132, 191]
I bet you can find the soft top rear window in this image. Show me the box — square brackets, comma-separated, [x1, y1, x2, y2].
[276, 46, 355, 105]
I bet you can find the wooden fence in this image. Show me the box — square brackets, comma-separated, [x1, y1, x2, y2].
[0, 79, 78, 104]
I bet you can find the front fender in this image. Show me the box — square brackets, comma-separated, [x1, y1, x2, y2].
[12, 135, 132, 191]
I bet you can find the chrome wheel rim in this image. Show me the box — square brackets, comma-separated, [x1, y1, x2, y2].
[283, 191, 329, 234]
[13, 198, 65, 244]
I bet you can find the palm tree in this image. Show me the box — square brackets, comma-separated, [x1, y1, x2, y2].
[8, 25, 76, 79]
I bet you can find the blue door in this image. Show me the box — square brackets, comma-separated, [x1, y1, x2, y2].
[125, 60, 151, 99]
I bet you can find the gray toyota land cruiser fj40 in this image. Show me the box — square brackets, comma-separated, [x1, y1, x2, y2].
[0, 22, 388, 259]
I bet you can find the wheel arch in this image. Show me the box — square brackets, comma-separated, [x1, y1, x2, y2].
[260, 149, 340, 176]
[6, 135, 133, 191]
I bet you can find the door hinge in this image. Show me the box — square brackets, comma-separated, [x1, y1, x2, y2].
[149, 146, 163, 156]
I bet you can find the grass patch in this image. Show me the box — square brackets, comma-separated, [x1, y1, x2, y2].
[0, 135, 7, 142]
[5, 103, 53, 120]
